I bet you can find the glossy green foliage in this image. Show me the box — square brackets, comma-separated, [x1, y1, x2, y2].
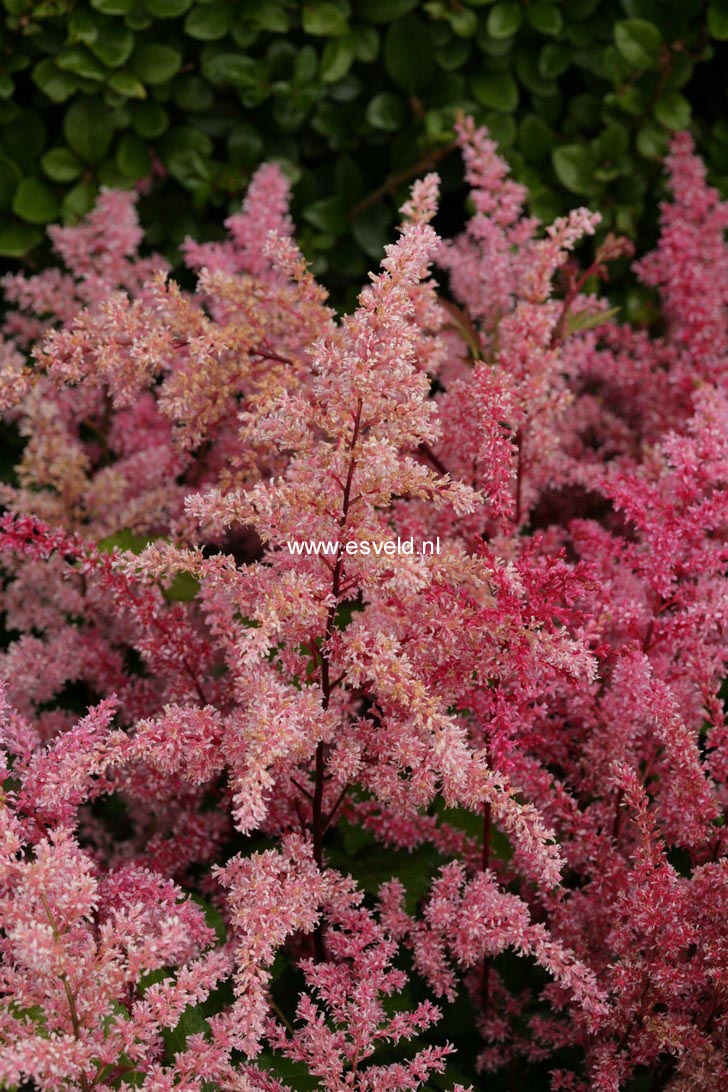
[0, 0, 725, 288]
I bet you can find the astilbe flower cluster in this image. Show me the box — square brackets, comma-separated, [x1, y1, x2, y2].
[0, 118, 726, 1091]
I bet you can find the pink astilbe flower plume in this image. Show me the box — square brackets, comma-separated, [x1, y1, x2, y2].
[0, 119, 727, 1091]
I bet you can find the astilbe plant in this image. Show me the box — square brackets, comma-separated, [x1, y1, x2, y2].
[0, 119, 726, 1092]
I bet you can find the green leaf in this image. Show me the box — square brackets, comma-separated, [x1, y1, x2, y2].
[163, 571, 200, 602]
[539, 43, 571, 79]
[254, 1053, 319, 1092]
[518, 113, 554, 164]
[98, 530, 153, 555]
[108, 71, 147, 98]
[351, 202, 391, 259]
[130, 99, 168, 137]
[613, 18, 661, 69]
[130, 44, 182, 85]
[89, 25, 135, 68]
[708, 3, 728, 39]
[552, 144, 598, 195]
[303, 195, 347, 234]
[595, 122, 630, 162]
[64, 98, 114, 162]
[654, 90, 690, 130]
[56, 47, 108, 81]
[116, 131, 150, 177]
[32, 59, 78, 103]
[184, 1, 232, 40]
[227, 124, 263, 167]
[161, 126, 214, 189]
[91, 0, 133, 11]
[358, 0, 417, 22]
[0, 220, 41, 257]
[320, 37, 355, 83]
[68, 8, 99, 45]
[448, 7, 477, 37]
[41, 147, 83, 183]
[526, 2, 563, 36]
[12, 177, 59, 224]
[162, 1004, 209, 1058]
[0, 155, 21, 208]
[189, 894, 227, 943]
[487, 1, 523, 39]
[366, 91, 405, 130]
[636, 122, 668, 160]
[201, 53, 259, 88]
[566, 304, 620, 335]
[173, 74, 214, 111]
[62, 180, 98, 221]
[353, 24, 379, 61]
[471, 71, 518, 112]
[2, 110, 46, 165]
[384, 15, 434, 91]
[302, 1, 349, 36]
[124, 6, 152, 29]
[250, 1, 290, 32]
[144, 0, 191, 15]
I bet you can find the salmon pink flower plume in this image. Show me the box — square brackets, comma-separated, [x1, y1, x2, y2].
[0, 123, 726, 1091]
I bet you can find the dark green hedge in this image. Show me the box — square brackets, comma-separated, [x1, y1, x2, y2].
[0, 0, 726, 289]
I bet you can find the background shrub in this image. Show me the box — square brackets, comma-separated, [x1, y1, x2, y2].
[0, 0, 726, 297]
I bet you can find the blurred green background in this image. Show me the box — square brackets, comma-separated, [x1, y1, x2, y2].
[0, 0, 726, 300]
